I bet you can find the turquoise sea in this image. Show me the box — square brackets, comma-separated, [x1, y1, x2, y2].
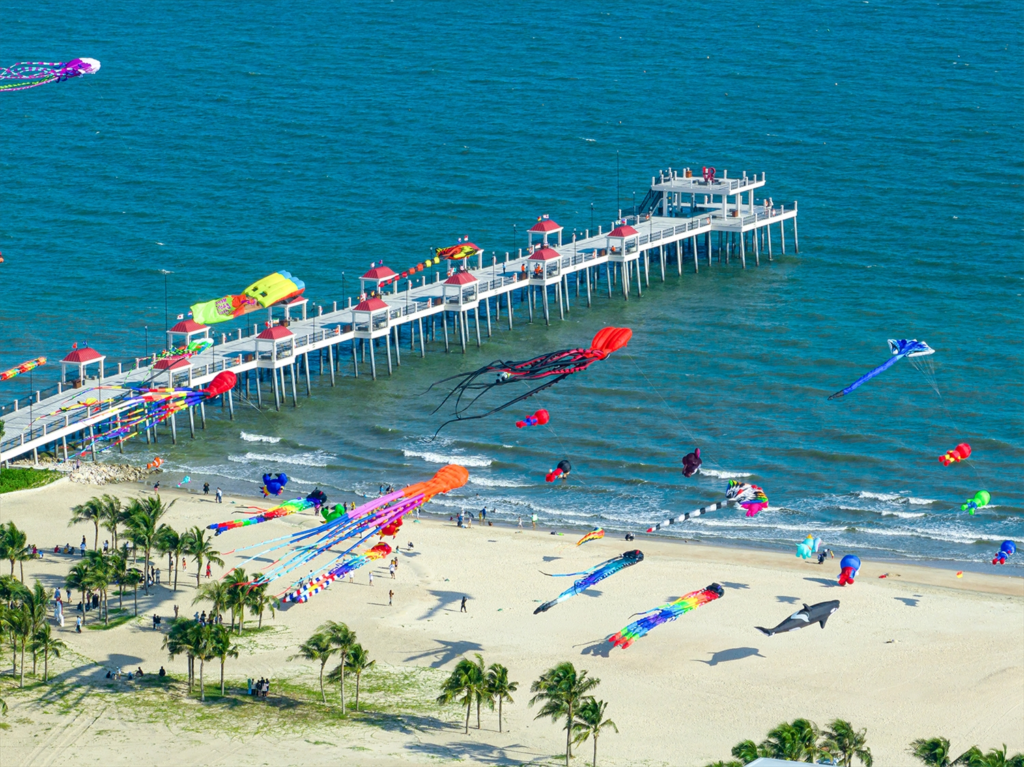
[1, 0, 1021, 569]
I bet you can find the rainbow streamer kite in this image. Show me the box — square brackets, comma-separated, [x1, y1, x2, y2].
[55, 371, 237, 455]
[576, 528, 605, 547]
[208, 497, 322, 536]
[282, 543, 392, 603]
[223, 466, 469, 604]
[0, 59, 100, 92]
[0, 357, 46, 382]
[608, 583, 724, 649]
[535, 551, 643, 614]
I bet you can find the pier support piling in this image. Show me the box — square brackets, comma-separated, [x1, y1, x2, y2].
[369, 340, 377, 380]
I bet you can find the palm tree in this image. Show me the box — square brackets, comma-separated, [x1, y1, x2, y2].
[954, 746, 1023, 767]
[437, 657, 484, 734]
[70, 497, 104, 550]
[822, 719, 873, 766]
[107, 551, 128, 610]
[126, 497, 175, 595]
[486, 663, 517, 733]
[1, 522, 29, 580]
[65, 564, 90, 625]
[732, 739, 766, 764]
[83, 550, 112, 623]
[123, 568, 144, 615]
[222, 568, 250, 634]
[290, 631, 335, 704]
[83, 551, 112, 625]
[184, 527, 222, 589]
[194, 580, 230, 622]
[9, 604, 32, 687]
[760, 719, 821, 762]
[704, 762, 744, 767]
[529, 662, 601, 766]
[163, 527, 189, 592]
[164, 619, 199, 691]
[246, 582, 278, 629]
[154, 525, 180, 591]
[469, 653, 490, 730]
[911, 738, 954, 766]
[190, 623, 217, 702]
[342, 643, 375, 712]
[210, 624, 238, 696]
[30, 624, 66, 683]
[323, 621, 357, 714]
[99, 494, 124, 550]
[572, 698, 618, 767]
[23, 582, 49, 674]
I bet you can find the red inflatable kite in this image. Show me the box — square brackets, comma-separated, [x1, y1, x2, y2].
[939, 443, 971, 466]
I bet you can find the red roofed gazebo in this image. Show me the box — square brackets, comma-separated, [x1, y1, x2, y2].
[443, 271, 479, 307]
[255, 325, 296, 410]
[61, 346, 105, 384]
[607, 224, 639, 257]
[352, 297, 393, 380]
[166, 318, 209, 350]
[529, 217, 563, 247]
[360, 266, 398, 296]
[154, 354, 193, 386]
[442, 272, 481, 353]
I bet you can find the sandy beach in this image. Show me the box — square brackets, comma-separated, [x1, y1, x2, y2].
[1, 478, 1021, 766]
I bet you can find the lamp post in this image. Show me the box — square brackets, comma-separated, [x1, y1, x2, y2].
[513, 224, 517, 254]
[632, 191, 636, 219]
[616, 150, 620, 217]
[590, 203, 595, 233]
[145, 326, 149, 360]
[159, 269, 173, 335]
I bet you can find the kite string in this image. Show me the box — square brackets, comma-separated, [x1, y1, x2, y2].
[622, 351, 725, 471]
[909, 357, 984, 486]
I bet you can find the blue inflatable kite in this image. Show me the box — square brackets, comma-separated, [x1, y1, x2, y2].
[829, 339, 934, 400]
[262, 473, 289, 496]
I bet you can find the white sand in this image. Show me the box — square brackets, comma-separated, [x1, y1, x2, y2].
[1, 480, 1021, 766]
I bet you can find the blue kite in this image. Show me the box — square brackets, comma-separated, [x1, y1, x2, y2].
[828, 339, 934, 400]
[534, 550, 644, 614]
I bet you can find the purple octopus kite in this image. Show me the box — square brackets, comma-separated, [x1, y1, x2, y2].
[0, 59, 101, 92]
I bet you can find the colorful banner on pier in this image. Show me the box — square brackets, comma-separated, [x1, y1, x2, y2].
[190, 271, 305, 325]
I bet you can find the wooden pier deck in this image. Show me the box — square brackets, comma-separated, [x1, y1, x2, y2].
[0, 167, 798, 465]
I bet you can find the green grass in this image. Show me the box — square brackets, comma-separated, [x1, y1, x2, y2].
[85, 607, 140, 631]
[0, 467, 62, 494]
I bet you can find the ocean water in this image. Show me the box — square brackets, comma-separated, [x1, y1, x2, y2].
[1, 0, 1021, 569]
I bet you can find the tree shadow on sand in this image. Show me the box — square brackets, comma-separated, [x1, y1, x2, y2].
[405, 739, 544, 765]
[404, 639, 484, 669]
[775, 595, 801, 604]
[696, 647, 765, 667]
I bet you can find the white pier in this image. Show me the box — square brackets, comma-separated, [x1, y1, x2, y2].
[0, 167, 798, 465]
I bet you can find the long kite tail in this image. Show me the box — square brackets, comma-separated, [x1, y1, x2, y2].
[646, 501, 728, 533]
[827, 352, 905, 400]
[432, 375, 568, 436]
[608, 585, 723, 649]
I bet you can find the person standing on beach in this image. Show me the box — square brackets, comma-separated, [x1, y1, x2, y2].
[368, 572, 374, 587]
[457, 512, 463, 528]
[389, 563, 395, 579]
[531, 514, 538, 530]
[215, 487, 223, 503]
[75, 616, 82, 633]
[460, 596, 467, 613]
[388, 589, 394, 606]
[205, 562, 212, 578]
[203, 482, 210, 495]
